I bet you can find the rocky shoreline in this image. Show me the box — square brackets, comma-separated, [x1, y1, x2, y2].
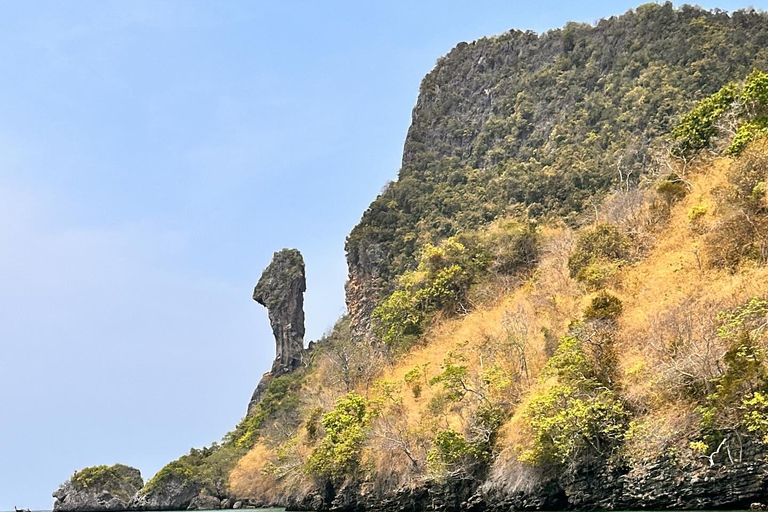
[287, 444, 768, 512]
[54, 444, 768, 512]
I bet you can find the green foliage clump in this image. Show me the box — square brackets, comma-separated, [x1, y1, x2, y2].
[696, 298, 768, 449]
[404, 363, 430, 399]
[672, 83, 739, 155]
[568, 224, 631, 288]
[373, 224, 539, 348]
[142, 460, 194, 494]
[373, 237, 479, 347]
[520, 336, 628, 466]
[671, 69, 768, 157]
[742, 391, 768, 443]
[230, 371, 305, 448]
[426, 429, 475, 476]
[583, 291, 624, 322]
[655, 174, 688, 212]
[429, 350, 471, 402]
[426, 348, 511, 475]
[671, 83, 738, 156]
[141, 443, 240, 498]
[305, 392, 374, 481]
[728, 117, 768, 156]
[728, 70, 768, 155]
[71, 464, 143, 499]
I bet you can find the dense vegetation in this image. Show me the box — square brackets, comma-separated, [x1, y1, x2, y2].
[347, 3, 768, 302]
[101, 5, 768, 510]
[69, 464, 143, 502]
[224, 58, 768, 510]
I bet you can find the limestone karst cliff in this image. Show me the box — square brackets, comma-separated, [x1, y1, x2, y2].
[52, 4, 768, 512]
[248, 248, 307, 414]
[343, 2, 768, 341]
[52, 465, 143, 512]
[253, 248, 306, 375]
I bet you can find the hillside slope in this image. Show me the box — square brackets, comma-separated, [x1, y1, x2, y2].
[226, 137, 768, 512]
[345, 2, 768, 341]
[54, 4, 768, 511]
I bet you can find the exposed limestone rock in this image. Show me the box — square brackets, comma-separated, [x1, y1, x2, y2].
[187, 492, 221, 510]
[253, 248, 306, 375]
[52, 464, 143, 512]
[129, 473, 201, 511]
[248, 248, 306, 415]
[344, 242, 386, 342]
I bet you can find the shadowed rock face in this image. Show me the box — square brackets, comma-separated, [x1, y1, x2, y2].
[253, 248, 306, 375]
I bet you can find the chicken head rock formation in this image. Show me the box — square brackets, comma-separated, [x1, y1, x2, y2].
[248, 248, 306, 413]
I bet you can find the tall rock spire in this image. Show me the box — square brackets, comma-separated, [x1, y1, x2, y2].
[253, 248, 306, 375]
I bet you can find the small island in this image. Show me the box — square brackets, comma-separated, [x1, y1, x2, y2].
[53, 4, 768, 511]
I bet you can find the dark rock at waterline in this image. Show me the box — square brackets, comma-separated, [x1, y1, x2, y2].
[284, 442, 768, 512]
[52, 464, 143, 512]
[187, 492, 221, 510]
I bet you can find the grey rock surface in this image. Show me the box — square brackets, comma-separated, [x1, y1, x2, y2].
[52, 465, 143, 512]
[253, 248, 306, 375]
[129, 473, 201, 511]
[187, 493, 221, 510]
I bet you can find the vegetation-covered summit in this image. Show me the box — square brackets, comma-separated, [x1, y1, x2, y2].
[346, 3, 768, 323]
[54, 4, 768, 512]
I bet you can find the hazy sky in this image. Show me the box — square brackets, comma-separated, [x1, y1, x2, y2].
[1, 1, 762, 509]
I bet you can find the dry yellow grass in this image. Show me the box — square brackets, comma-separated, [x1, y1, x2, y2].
[232, 155, 768, 495]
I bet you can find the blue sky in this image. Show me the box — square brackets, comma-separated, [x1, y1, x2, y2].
[0, 1, 762, 509]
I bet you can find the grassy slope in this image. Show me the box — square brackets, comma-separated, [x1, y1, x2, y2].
[230, 153, 768, 502]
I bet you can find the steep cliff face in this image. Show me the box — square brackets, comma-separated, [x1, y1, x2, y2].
[51, 5, 768, 512]
[345, 2, 768, 340]
[253, 248, 306, 375]
[248, 248, 307, 413]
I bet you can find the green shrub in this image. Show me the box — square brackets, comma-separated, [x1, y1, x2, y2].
[372, 222, 540, 348]
[583, 291, 623, 322]
[519, 336, 627, 466]
[426, 429, 474, 475]
[695, 298, 768, 448]
[671, 82, 738, 157]
[372, 237, 477, 347]
[429, 351, 471, 402]
[305, 392, 373, 481]
[728, 118, 768, 155]
[655, 174, 688, 212]
[672, 70, 768, 157]
[568, 224, 631, 288]
[404, 363, 430, 399]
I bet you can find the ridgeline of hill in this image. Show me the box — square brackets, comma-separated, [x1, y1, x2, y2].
[54, 3, 768, 511]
